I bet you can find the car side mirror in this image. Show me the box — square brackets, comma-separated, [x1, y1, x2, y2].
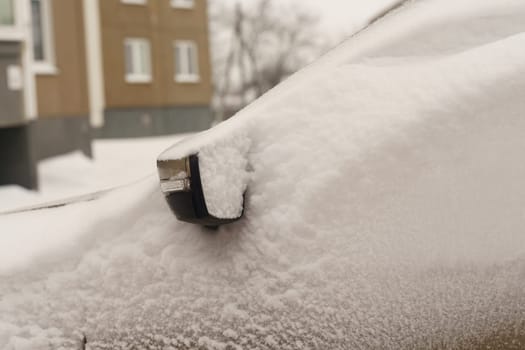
[157, 154, 244, 227]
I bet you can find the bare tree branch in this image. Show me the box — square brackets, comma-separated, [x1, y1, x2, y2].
[209, 0, 328, 121]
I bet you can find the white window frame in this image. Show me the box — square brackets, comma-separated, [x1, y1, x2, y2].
[170, 0, 194, 9]
[31, 0, 57, 75]
[124, 38, 152, 84]
[121, 0, 147, 5]
[174, 40, 199, 83]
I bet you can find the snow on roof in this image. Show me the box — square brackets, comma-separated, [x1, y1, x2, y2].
[2, 0, 525, 348]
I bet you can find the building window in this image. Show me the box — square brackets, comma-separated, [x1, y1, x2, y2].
[124, 38, 152, 83]
[174, 40, 199, 83]
[31, 0, 56, 73]
[0, 0, 14, 26]
[171, 0, 194, 9]
[121, 0, 147, 5]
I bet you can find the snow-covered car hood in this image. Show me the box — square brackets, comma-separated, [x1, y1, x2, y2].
[2, 0, 525, 348]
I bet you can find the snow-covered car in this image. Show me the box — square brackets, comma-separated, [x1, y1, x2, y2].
[2, 0, 525, 349]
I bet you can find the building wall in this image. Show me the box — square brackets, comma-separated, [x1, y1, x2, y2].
[0, 41, 22, 127]
[30, 0, 92, 165]
[0, 124, 38, 189]
[35, 0, 89, 118]
[99, 0, 213, 109]
[96, 105, 211, 138]
[0, 40, 36, 189]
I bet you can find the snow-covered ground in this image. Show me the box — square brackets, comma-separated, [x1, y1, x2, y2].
[0, 135, 187, 213]
[2, 0, 525, 349]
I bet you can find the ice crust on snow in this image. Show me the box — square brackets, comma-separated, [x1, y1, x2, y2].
[3, 0, 525, 348]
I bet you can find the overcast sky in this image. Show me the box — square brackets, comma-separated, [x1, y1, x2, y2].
[212, 0, 401, 42]
[300, 0, 400, 36]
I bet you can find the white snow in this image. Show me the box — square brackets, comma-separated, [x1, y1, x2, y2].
[0, 135, 186, 213]
[2, 0, 525, 348]
[196, 130, 250, 219]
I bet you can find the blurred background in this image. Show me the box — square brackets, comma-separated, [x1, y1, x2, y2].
[0, 0, 396, 211]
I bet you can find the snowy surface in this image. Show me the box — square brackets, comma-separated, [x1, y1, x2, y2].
[196, 131, 250, 219]
[0, 136, 185, 213]
[2, 0, 525, 348]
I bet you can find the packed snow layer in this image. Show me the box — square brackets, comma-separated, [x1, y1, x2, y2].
[2, 0, 525, 348]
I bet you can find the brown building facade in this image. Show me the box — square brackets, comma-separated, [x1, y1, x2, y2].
[0, 0, 213, 188]
[33, 0, 92, 161]
[97, 0, 213, 137]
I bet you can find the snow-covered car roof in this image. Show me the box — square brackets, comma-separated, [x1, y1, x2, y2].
[2, 0, 525, 348]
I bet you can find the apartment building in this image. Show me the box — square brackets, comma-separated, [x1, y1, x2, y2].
[0, 0, 212, 189]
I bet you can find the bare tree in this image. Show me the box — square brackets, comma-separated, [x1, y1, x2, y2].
[209, 0, 328, 121]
